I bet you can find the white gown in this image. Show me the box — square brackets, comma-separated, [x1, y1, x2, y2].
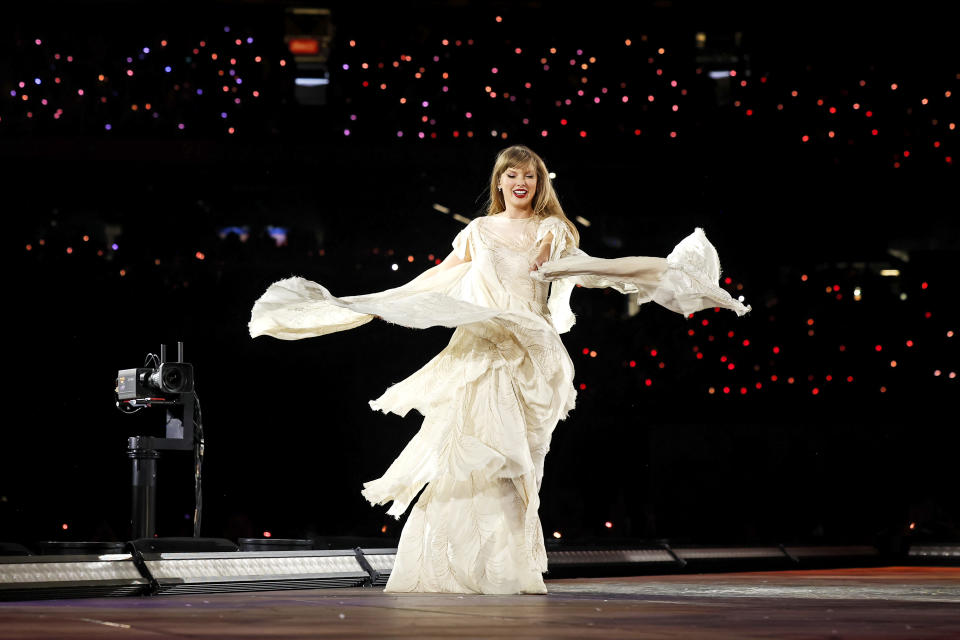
[249, 215, 751, 594]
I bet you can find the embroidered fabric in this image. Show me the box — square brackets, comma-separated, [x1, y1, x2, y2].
[249, 215, 750, 594]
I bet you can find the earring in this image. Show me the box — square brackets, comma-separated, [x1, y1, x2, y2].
[498, 186, 502, 191]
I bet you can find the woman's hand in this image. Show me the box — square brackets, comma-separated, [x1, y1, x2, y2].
[530, 235, 552, 272]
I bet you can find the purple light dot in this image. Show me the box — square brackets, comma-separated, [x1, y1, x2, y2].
[126, 57, 133, 63]
[342, 63, 349, 70]
[433, 55, 439, 62]
[442, 85, 449, 92]
[34, 78, 41, 85]
[234, 97, 241, 104]
[224, 26, 231, 33]
[421, 100, 429, 107]
[221, 112, 228, 119]
[397, 130, 403, 137]
[236, 78, 242, 84]
[143, 47, 150, 54]
[343, 129, 350, 136]
[111, 243, 119, 250]
[34, 39, 41, 46]
[418, 131, 425, 139]
[246, 37, 254, 44]
[164, 66, 172, 72]
[9, 90, 15, 97]
[178, 123, 185, 130]
[543, 64, 550, 71]
[152, 112, 159, 119]
[104, 123, 112, 130]
[229, 69, 236, 76]
[577, 49, 583, 55]
[349, 114, 357, 120]
[196, 88, 203, 95]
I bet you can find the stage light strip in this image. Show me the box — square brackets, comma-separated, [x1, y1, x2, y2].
[908, 544, 960, 558]
[547, 548, 676, 565]
[0, 554, 144, 584]
[784, 545, 879, 558]
[673, 546, 786, 560]
[143, 550, 368, 583]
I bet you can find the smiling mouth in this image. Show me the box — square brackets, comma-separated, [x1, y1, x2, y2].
[513, 189, 528, 198]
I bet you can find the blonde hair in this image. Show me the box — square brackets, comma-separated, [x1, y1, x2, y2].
[485, 145, 580, 247]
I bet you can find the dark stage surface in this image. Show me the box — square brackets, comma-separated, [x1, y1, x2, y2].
[1, 567, 958, 639]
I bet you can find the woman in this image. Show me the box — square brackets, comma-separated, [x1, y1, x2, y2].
[249, 145, 751, 594]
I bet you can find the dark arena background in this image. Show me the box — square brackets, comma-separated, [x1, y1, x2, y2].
[2, 1, 959, 637]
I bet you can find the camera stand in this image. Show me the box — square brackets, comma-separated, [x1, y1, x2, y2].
[126, 393, 195, 539]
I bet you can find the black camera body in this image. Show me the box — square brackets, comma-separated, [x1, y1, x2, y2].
[117, 363, 194, 400]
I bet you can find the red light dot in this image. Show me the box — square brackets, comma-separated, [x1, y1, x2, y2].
[755, 382, 762, 389]
[723, 386, 730, 394]
[773, 346, 780, 354]
[604, 521, 613, 528]
[740, 387, 747, 395]
[921, 282, 928, 289]
[847, 376, 854, 382]
[650, 349, 657, 357]
[263, 531, 272, 538]
[812, 388, 820, 395]
[579, 130, 587, 138]
[645, 379, 652, 386]
[582, 347, 590, 355]
[875, 344, 883, 352]
[727, 363, 735, 370]
[742, 339, 750, 346]
[701, 319, 709, 326]
[578, 383, 586, 390]
[906, 340, 914, 347]
[195, 251, 205, 260]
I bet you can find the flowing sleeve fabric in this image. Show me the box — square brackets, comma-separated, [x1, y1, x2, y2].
[531, 226, 751, 326]
[534, 217, 581, 334]
[451, 219, 473, 260]
[249, 220, 502, 340]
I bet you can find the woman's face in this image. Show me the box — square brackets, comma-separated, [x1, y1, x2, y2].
[499, 164, 537, 208]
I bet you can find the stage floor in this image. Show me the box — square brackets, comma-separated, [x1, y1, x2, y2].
[1, 566, 959, 639]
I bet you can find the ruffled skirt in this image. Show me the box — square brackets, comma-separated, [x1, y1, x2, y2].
[362, 317, 574, 594]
